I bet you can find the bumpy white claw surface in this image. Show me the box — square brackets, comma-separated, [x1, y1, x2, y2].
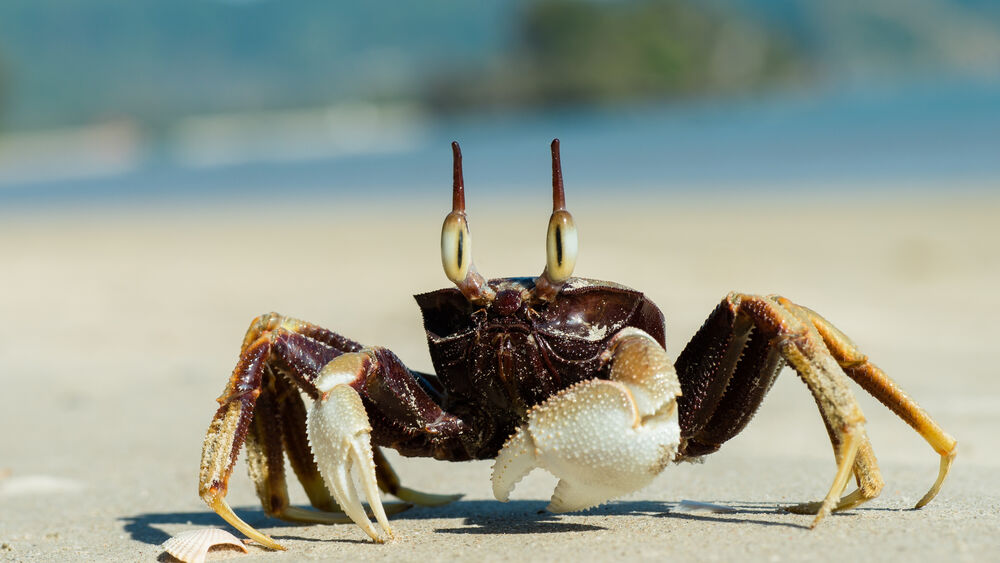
[492, 378, 681, 513]
[307, 384, 393, 542]
[161, 528, 247, 563]
[492, 426, 537, 503]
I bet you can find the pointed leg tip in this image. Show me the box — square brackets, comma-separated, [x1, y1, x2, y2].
[267, 541, 288, 551]
[808, 507, 832, 529]
[808, 505, 835, 529]
[245, 533, 286, 551]
[914, 491, 937, 510]
[208, 496, 286, 550]
[914, 447, 955, 509]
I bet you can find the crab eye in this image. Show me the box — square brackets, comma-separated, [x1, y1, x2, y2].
[545, 209, 577, 283]
[542, 139, 577, 285]
[441, 211, 472, 284]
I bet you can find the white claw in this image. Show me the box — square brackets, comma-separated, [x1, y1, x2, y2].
[492, 426, 538, 502]
[351, 440, 393, 535]
[492, 378, 681, 513]
[307, 383, 393, 542]
[549, 479, 625, 513]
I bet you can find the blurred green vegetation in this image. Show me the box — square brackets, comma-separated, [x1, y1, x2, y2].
[425, 0, 810, 110]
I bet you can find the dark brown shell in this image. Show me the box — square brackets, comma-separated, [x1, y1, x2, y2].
[414, 277, 665, 458]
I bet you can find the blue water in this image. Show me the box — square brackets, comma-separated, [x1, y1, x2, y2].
[1, 76, 998, 208]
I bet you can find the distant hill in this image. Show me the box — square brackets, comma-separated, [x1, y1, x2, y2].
[423, 0, 813, 111]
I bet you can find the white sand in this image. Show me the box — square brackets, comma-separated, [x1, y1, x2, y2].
[1, 191, 998, 561]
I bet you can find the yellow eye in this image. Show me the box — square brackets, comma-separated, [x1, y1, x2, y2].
[545, 209, 577, 283]
[441, 211, 472, 284]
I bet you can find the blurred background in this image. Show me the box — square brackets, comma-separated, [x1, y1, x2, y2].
[2, 2, 1000, 560]
[0, 0, 998, 202]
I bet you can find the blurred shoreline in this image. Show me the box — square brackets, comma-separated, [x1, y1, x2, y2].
[1, 75, 998, 210]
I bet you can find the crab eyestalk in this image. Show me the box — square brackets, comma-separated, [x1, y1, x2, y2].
[442, 141, 495, 305]
[536, 139, 579, 302]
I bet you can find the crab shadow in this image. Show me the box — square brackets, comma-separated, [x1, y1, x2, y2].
[417, 499, 612, 535]
[122, 500, 599, 546]
[124, 498, 833, 545]
[654, 500, 814, 530]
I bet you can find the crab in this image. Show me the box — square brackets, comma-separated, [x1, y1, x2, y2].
[198, 140, 957, 550]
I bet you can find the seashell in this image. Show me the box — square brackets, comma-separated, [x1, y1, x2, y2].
[161, 528, 248, 563]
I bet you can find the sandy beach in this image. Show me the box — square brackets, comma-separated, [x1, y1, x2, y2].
[1, 190, 998, 562]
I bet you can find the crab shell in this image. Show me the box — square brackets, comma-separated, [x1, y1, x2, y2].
[410, 276, 667, 460]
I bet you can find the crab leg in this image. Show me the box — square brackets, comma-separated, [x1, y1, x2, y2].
[676, 293, 955, 526]
[738, 294, 868, 527]
[675, 311, 782, 457]
[783, 417, 884, 514]
[200, 325, 284, 550]
[678, 294, 873, 526]
[492, 327, 683, 512]
[373, 448, 463, 507]
[200, 314, 456, 548]
[200, 315, 358, 549]
[797, 303, 957, 508]
[244, 367, 311, 519]
[676, 302, 886, 513]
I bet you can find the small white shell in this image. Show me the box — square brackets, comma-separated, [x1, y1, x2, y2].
[161, 528, 248, 563]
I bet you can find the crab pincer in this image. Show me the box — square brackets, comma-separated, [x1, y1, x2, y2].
[307, 354, 395, 542]
[493, 328, 682, 512]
